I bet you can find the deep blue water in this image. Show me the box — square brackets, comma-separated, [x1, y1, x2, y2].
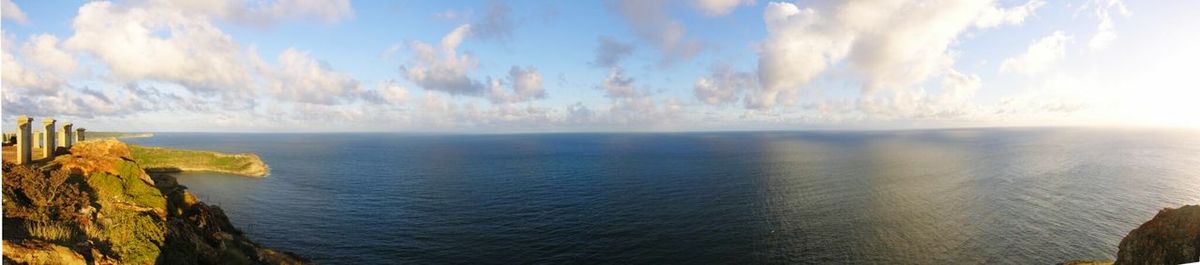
[124, 128, 1200, 264]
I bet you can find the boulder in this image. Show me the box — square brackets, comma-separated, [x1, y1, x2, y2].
[51, 139, 154, 185]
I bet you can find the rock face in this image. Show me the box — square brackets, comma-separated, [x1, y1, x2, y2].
[2, 139, 307, 264]
[1114, 205, 1200, 265]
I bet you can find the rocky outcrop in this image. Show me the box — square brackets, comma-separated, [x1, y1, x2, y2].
[1113, 205, 1200, 265]
[2, 139, 306, 264]
[2, 240, 87, 265]
[51, 139, 155, 185]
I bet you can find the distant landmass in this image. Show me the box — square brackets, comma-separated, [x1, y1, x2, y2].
[86, 132, 154, 140]
[130, 145, 269, 177]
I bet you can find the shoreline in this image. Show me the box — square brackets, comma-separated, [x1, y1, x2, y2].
[130, 144, 270, 177]
[86, 132, 154, 140]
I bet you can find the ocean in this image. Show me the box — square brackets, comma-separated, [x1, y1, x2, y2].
[123, 128, 1200, 264]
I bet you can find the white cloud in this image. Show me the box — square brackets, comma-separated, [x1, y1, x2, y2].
[565, 102, 597, 125]
[754, 0, 1040, 111]
[2, 0, 27, 24]
[757, 3, 847, 95]
[975, 0, 1045, 28]
[363, 80, 411, 105]
[601, 67, 638, 98]
[21, 34, 78, 75]
[402, 24, 485, 96]
[1000, 31, 1071, 76]
[1085, 0, 1129, 51]
[2, 85, 163, 119]
[854, 71, 983, 121]
[2, 33, 66, 94]
[402, 25, 546, 104]
[9, 0, 371, 120]
[592, 67, 683, 125]
[938, 69, 982, 105]
[694, 64, 755, 105]
[509, 66, 545, 101]
[488, 66, 546, 104]
[64, 1, 257, 99]
[263, 49, 362, 105]
[248, 0, 353, 24]
[1, 53, 64, 94]
[992, 74, 1101, 121]
[147, 0, 354, 26]
[765, 69, 983, 123]
[691, 0, 755, 17]
[608, 94, 662, 123]
[605, 0, 703, 63]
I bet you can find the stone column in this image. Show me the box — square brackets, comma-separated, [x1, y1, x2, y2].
[59, 122, 73, 148]
[34, 131, 43, 148]
[76, 128, 86, 143]
[42, 118, 55, 158]
[15, 116, 32, 165]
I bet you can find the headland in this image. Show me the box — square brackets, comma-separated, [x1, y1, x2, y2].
[1, 139, 304, 264]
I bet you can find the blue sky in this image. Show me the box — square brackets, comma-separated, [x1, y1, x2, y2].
[2, 0, 1198, 132]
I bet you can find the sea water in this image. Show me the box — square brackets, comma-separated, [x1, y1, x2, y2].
[124, 128, 1200, 264]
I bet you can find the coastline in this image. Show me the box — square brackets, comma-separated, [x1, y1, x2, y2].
[130, 145, 270, 177]
[84, 132, 270, 177]
[0, 139, 305, 264]
[86, 132, 155, 140]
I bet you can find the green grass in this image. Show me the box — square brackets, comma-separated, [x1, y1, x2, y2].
[82, 159, 168, 264]
[26, 222, 78, 242]
[129, 145, 267, 177]
[86, 160, 166, 210]
[100, 209, 164, 264]
[5, 160, 169, 264]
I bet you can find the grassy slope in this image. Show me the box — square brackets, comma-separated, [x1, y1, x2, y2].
[3, 159, 166, 264]
[129, 145, 269, 177]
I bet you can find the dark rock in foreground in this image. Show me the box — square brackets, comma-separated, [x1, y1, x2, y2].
[1114, 205, 1200, 265]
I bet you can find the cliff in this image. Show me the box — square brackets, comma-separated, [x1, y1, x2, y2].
[1113, 205, 1200, 265]
[1, 139, 306, 264]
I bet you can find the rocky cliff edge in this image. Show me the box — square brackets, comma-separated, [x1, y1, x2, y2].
[2, 139, 307, 265]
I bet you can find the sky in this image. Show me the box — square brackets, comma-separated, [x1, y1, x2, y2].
[1, 0, 1198, 132]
